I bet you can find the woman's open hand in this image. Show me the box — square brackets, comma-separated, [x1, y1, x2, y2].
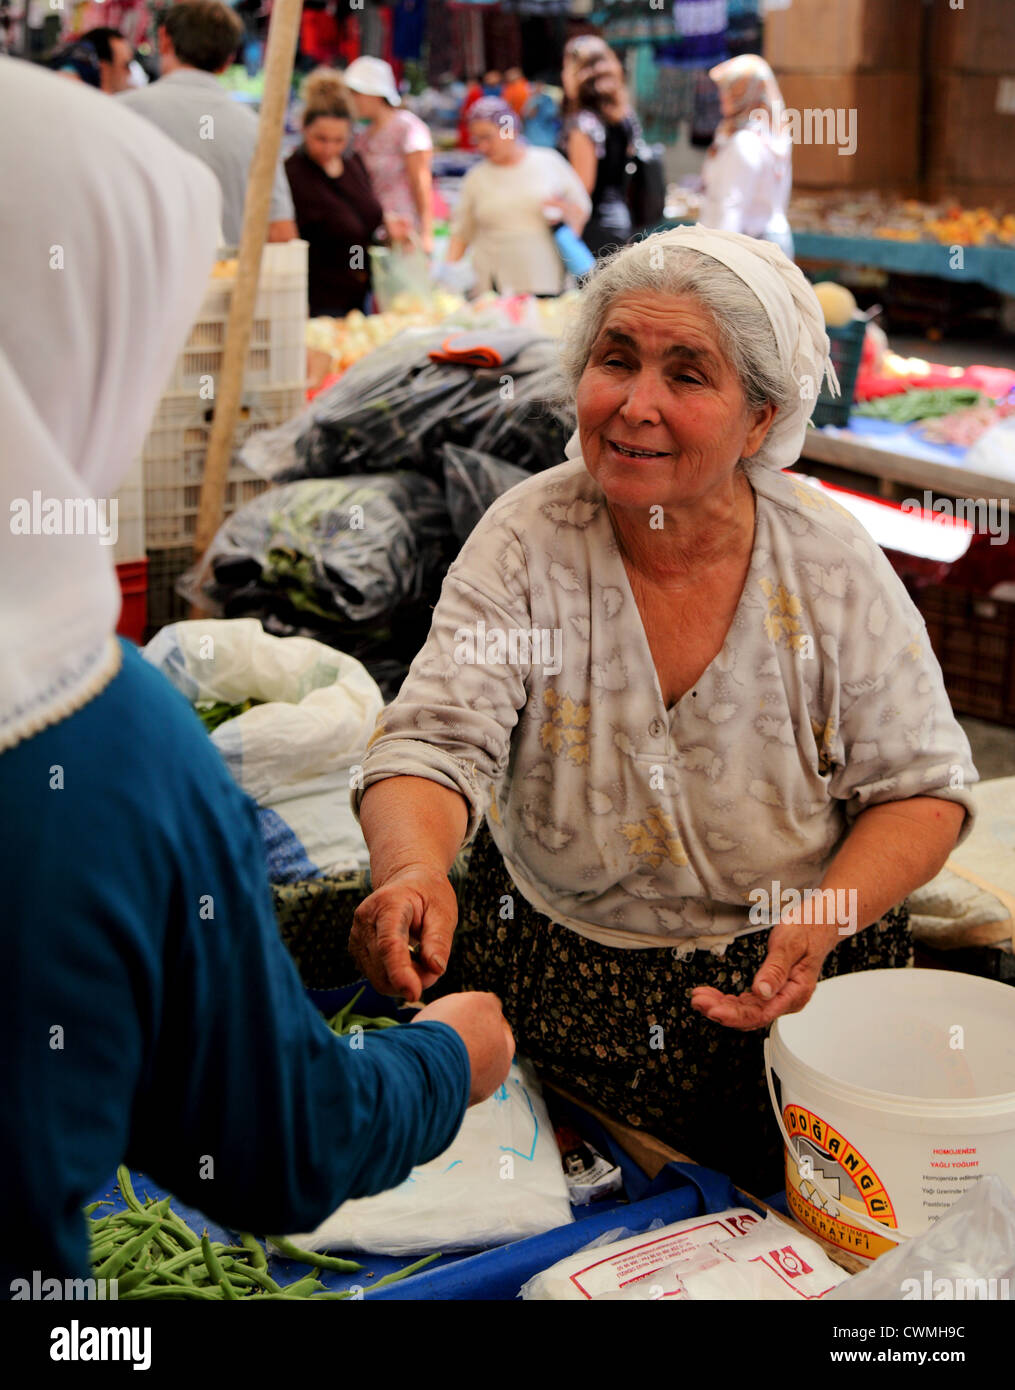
[349, 866, 459, 1003]
[690, 918, 840, 1030]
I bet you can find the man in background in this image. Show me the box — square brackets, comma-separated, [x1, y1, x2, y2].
[49, 27, 133, 93]
[118, 1, 297, 245]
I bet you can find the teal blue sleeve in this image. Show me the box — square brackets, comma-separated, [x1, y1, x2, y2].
[0, 641, 470, 1283]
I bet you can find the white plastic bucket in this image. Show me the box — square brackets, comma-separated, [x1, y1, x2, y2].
[766, 969, 1015, 1262]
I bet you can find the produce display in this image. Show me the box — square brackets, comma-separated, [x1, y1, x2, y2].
[855, 387, 986, 424]
[87, 1166, 436, 1299]
[306, 291, 578, 386]
[791, 192, 1015, 247]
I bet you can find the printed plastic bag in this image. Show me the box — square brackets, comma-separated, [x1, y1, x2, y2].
[826, 1174, 1015, 1301]
[142, 619, 382, 876]
[522, 1208, 845, 1300]
[442, 443, 530, 542]
[285, 1059, 573, 1256]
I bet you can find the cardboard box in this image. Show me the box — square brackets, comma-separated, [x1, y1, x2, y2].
[777, 71, 921, 191]
[926, 74, 1015, 186]
[763, 0, 924, 74]
[929, 0, 1015, 75]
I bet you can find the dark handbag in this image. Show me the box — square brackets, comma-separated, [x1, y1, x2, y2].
[625, 138, 666, 233]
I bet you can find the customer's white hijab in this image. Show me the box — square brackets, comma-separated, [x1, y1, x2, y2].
[0, 57, 221, 752]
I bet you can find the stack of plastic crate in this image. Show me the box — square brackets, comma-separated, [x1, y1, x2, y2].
[142, 240, 308, 636]
[111, 457, 148, 642]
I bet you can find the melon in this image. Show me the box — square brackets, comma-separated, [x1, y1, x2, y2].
[813, 281, 857, 328]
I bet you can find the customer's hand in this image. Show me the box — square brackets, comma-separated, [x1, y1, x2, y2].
[349, 867, 459, 1002]
[412, 992, 515, 1105]
[690, 919, 840, 1031]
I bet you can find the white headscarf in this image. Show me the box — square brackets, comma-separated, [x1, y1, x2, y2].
[0, 57, 222, 752]
[565, 223, 838, 472]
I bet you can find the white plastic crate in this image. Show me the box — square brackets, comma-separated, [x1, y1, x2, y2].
[112, 457, 146, 563]
[141, 383, 305, 547]
[167, 240, 308, 392]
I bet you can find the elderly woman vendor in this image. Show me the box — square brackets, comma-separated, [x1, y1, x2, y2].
[349, 226, 976, 1192]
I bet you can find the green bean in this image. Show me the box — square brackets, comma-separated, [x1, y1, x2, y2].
[94, 1226, 159, 1282]
[116, 1166, 146, 1215]
[234, 1265, 282, 1295]
[121, 1283, 222, 1301]
[327, 986, 366, 1031]
[275, 1273, 323, 1298]
[267, 1236, 362, 1272]
[363, 1252, 440, 1291]
[116, 1264, 160, 1296]
[83, 1201, 112, 1217]
[149, 1245, 208, 1279]
[201, 1234, 238, 1300]
[161, 1209, 200, 1250]
[238, 1231, 267, 1271]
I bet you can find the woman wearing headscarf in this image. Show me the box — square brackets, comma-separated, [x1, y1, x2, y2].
[701, 55, 794, 259]
[348, 226, 976, 1195]
[0, 57, 511, 1290]
[343, 55, 435, 255]
[446, 96, 591, 297]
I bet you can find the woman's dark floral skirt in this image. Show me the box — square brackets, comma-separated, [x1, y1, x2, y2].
[446, 819, 912, 1199]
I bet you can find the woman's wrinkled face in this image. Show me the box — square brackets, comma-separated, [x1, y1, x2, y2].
[304, 116, 350, 168]
[470, 118, 517, 163]
[575, 292, 776, 510]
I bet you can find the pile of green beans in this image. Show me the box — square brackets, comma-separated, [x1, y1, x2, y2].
[325, 986, 401, 1037]
[87, 1168, 438, 1300]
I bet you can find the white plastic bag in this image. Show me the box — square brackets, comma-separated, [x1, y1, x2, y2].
[143, 619, 382, 875]
[521, 1208, 845, 1301]
[826, 1174, 1015, 1301]
[595, 1217, 847, 1301]
[284, 1058, 573, 1255]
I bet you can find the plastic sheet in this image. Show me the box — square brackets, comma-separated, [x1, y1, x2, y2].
[442, 443, 530, 543]
[179, 473, 455, 633]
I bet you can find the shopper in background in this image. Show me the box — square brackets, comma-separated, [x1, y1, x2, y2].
[457, 68, 502, 149]
[700, 54, 793, 259]
[501, 66, 531, 118]
[118, 0, 297, 246]
[560, 34, 639, 259]
[446, 97, 591, 297]
[0, 56, 513, 1289]
[49, 26, 134, 92]
[343, 55, 434, 255]
[285, 69, 386, 317]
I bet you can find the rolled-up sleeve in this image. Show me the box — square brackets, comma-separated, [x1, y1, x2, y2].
[828, 627, 978, 843]
[352, 516, 533, 842]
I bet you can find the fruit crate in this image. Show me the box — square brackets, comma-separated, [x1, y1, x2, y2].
[811, 318, 867, 428]
[141, 383, 303, 547]
[915, 583, 1015, 726]
[166, 240, 308, 391]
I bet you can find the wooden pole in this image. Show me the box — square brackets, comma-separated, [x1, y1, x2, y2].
[191, 0, 302, 573]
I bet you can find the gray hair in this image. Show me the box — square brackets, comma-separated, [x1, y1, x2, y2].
[558, 239, 796, 470]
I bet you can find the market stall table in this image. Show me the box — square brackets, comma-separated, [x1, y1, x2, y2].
[793, 232, 1015, 300]
[798, 415, 1015, 505]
